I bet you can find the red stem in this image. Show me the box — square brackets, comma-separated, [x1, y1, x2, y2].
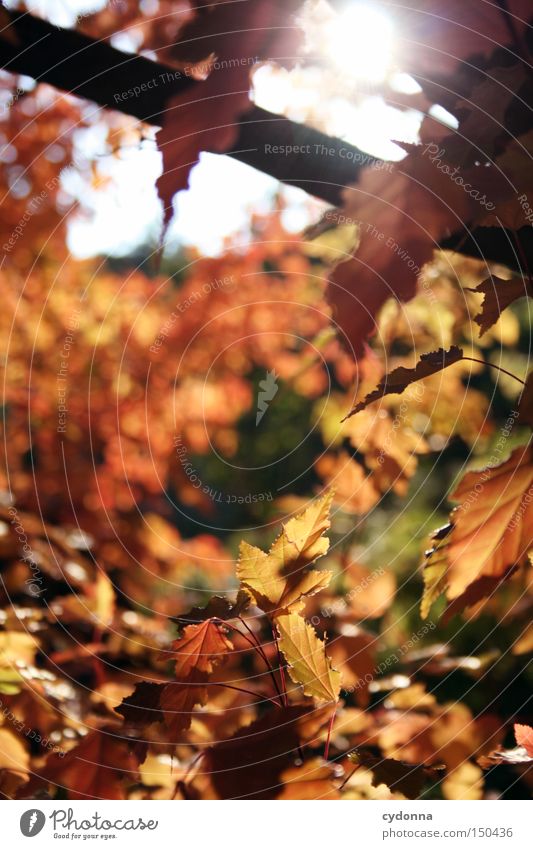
[237, 616, 284, 700]
[271, 624, 288, 707]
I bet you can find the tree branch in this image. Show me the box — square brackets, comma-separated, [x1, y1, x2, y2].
[1, 7, 531, 273]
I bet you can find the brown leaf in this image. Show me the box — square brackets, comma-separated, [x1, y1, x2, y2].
[469, 276, 530, 336]
[348, 750, 444, 799]
[115, 681, 165, 727]
[174, 590, 249, 626]
[160, 672, 209, 737]
[204, 704, 331, 799]
[346, 347, 464, 418]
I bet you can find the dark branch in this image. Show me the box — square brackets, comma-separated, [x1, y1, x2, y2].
[1, 7, 531, 274]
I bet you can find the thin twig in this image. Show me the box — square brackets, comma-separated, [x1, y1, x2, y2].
[207, 680, 282, 707]
[237, 616, 284, 700]
[463, 356, 526, 386]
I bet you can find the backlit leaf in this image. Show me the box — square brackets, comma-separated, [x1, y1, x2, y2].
[277, 612, 340, 703]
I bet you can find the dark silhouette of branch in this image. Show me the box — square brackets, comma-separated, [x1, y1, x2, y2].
[1, 7, 532, 274]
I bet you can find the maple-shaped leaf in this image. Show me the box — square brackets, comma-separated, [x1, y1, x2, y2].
[345, 347, 464, 418]
[160, 619, 232, 733]
[160, 671, 209, 737]
[204, 704, 332, 799]
[40, 729, 140, 800]
[422, 445, 533, 611]
[348, 750, 444, 799]
[276, 612, 340, 703]
[468, 276, 530, 335]
[116, 619, 234, 738]
[514, 724, 533, 757]
[166, 617, 233, 678]
[236, 491, 333, 615]
[116, 678, 213, 738]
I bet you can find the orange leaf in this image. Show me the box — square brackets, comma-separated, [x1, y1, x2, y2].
[167, 618, 233, 678]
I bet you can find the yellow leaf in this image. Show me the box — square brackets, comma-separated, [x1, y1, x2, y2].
[237, 491, 333, 615]
[277, 612, 340, 703]
[443, 762, 484, 800]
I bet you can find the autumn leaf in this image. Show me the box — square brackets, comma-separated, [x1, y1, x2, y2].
[421, 523, 454, 619]
[237, 491, 333, 615]
[41, 729, 140, 800]
[345, 347, 464, 418]
[117, 619, 234, 737]
[348, 750, 444, 799]
[115, 681, 165, 727]
[422, 445, 533, 612]
[442, 568, 518, 622]
[276, 612, 340, 703]
[166, 618, 233, 678]
[174, 590, 249, 626]
[203, 705, 332, 799]
[469, 276, 530, 336]
[160, 672, 210, 737]
[329, 142, 474, 354]
[514, 724, 533, 757]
